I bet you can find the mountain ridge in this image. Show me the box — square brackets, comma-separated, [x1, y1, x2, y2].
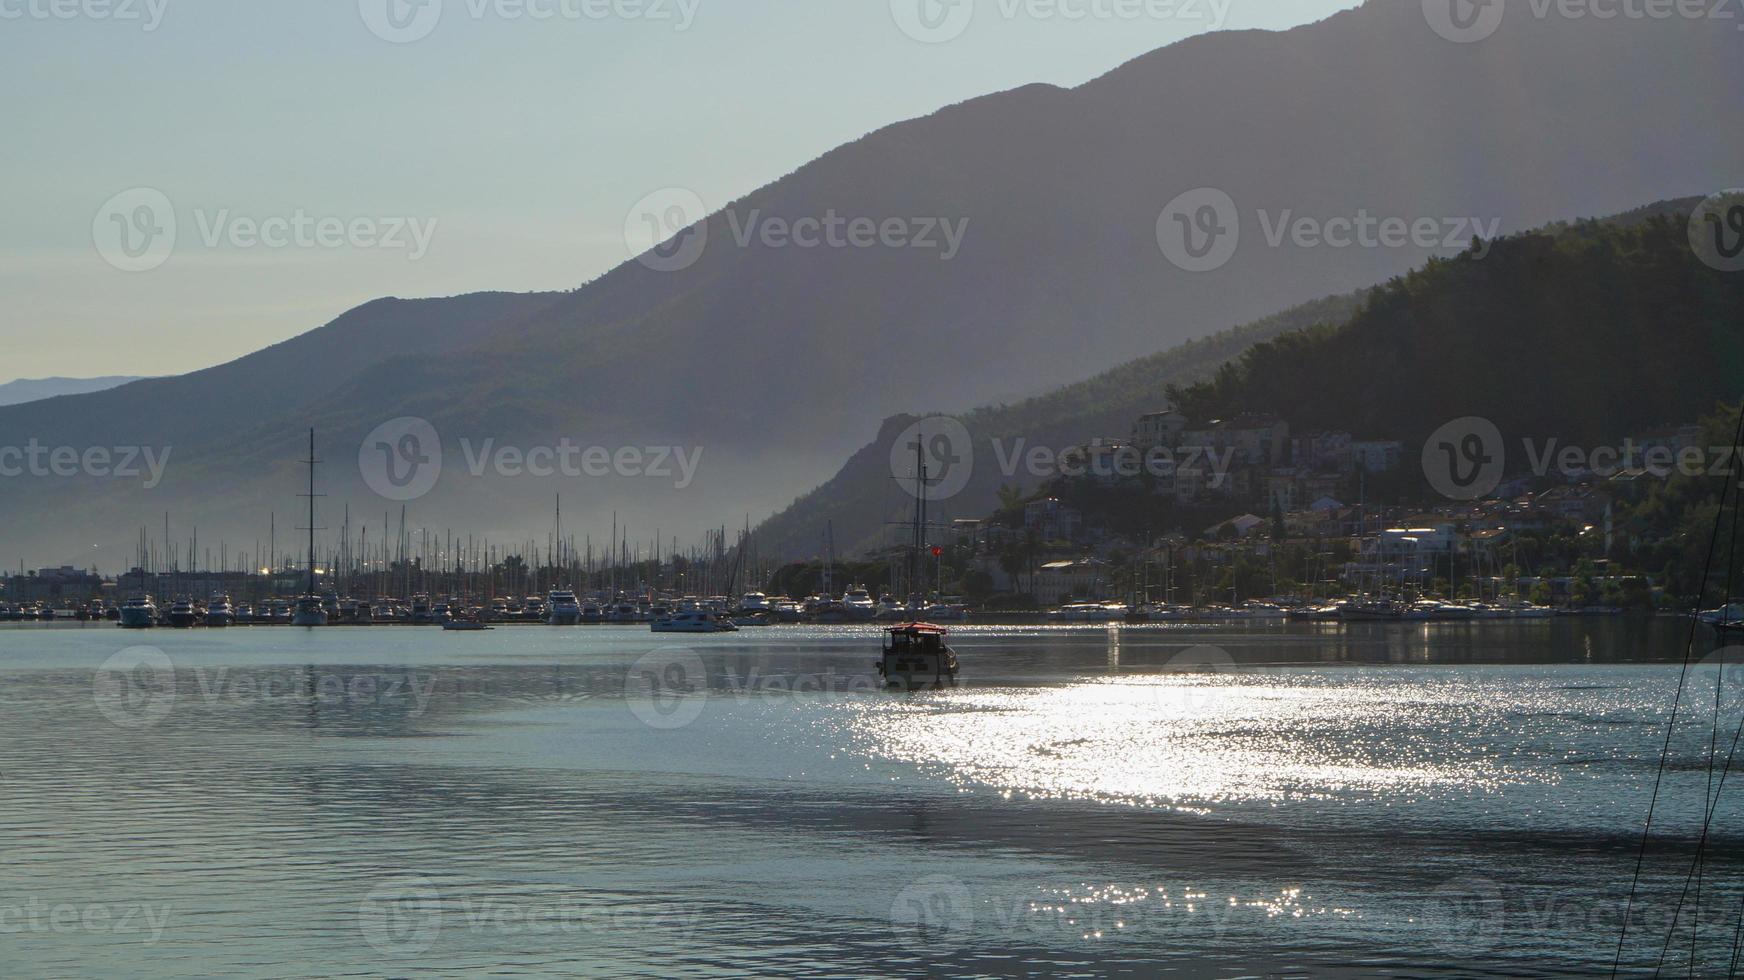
[2, 4, 1741, 567]
[749, 194, 1741, 561]
[0, 377, 145, 408]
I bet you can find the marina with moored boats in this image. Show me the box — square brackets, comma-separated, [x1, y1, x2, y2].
[0, 429, 1721, 637]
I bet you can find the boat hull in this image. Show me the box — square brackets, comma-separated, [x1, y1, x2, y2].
[879, 651, 958, 690]
[1338, 609, 1402, 622]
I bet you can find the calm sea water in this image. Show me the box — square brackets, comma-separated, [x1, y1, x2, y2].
[3, 619, 1743, 978]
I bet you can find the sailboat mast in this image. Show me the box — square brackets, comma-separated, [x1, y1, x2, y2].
[302, 429, 320, 596]
[912, 438, 928, 599]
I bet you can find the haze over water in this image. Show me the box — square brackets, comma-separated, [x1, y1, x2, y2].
[3, 620, 1741, 977]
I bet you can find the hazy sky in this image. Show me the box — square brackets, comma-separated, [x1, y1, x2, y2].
[1, 0, 1360, 384]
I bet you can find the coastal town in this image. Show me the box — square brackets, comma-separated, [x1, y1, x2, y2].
[2, 403, 1731, 628]
[933, 405, 1715, 616]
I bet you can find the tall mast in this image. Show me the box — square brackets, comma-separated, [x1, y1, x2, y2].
[299, 429, 323, 596]
[912, 438, 928, 599]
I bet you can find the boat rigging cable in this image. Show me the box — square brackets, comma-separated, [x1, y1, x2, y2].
[1611, 398, 1744, 978]
[1654, 408, 1744, 974]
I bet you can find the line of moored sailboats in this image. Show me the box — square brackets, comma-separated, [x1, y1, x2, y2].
[1050, 595, 1577, 623]
[93, 584, 969, 632]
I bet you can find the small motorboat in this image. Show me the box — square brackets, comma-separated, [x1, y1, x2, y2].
[1699, 601, 1744, 633]
[878, 622, 960, 690]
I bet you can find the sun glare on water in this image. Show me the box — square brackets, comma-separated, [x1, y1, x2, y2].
[844, 671, 1515, 811]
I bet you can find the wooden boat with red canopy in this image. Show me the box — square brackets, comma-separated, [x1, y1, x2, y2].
[878, 622, 960, 689]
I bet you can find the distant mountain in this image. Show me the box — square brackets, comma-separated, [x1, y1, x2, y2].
[0, 377, 142, 408]
[754, 197, 1744, 560]
[2, 2, 1742, 568]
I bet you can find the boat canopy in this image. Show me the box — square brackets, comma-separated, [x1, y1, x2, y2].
[886, 622, 948, 636]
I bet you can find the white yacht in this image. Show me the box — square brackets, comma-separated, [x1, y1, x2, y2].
[547, 589, 583, 626]
[119, 595, 159, 629]
[206, 595, 236, 628]
[875, 595, 914, 622]
[1143, 603, 1196, 622]
[1700, 601, 1744, 632]
[1053, 602, 1123, 623]
[922, 601, 970, 623]
[842, 585, 876, 621]
[167, 597, 201, 629]
[291, 595, 328, 627]
[651, 609, 739, 634]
